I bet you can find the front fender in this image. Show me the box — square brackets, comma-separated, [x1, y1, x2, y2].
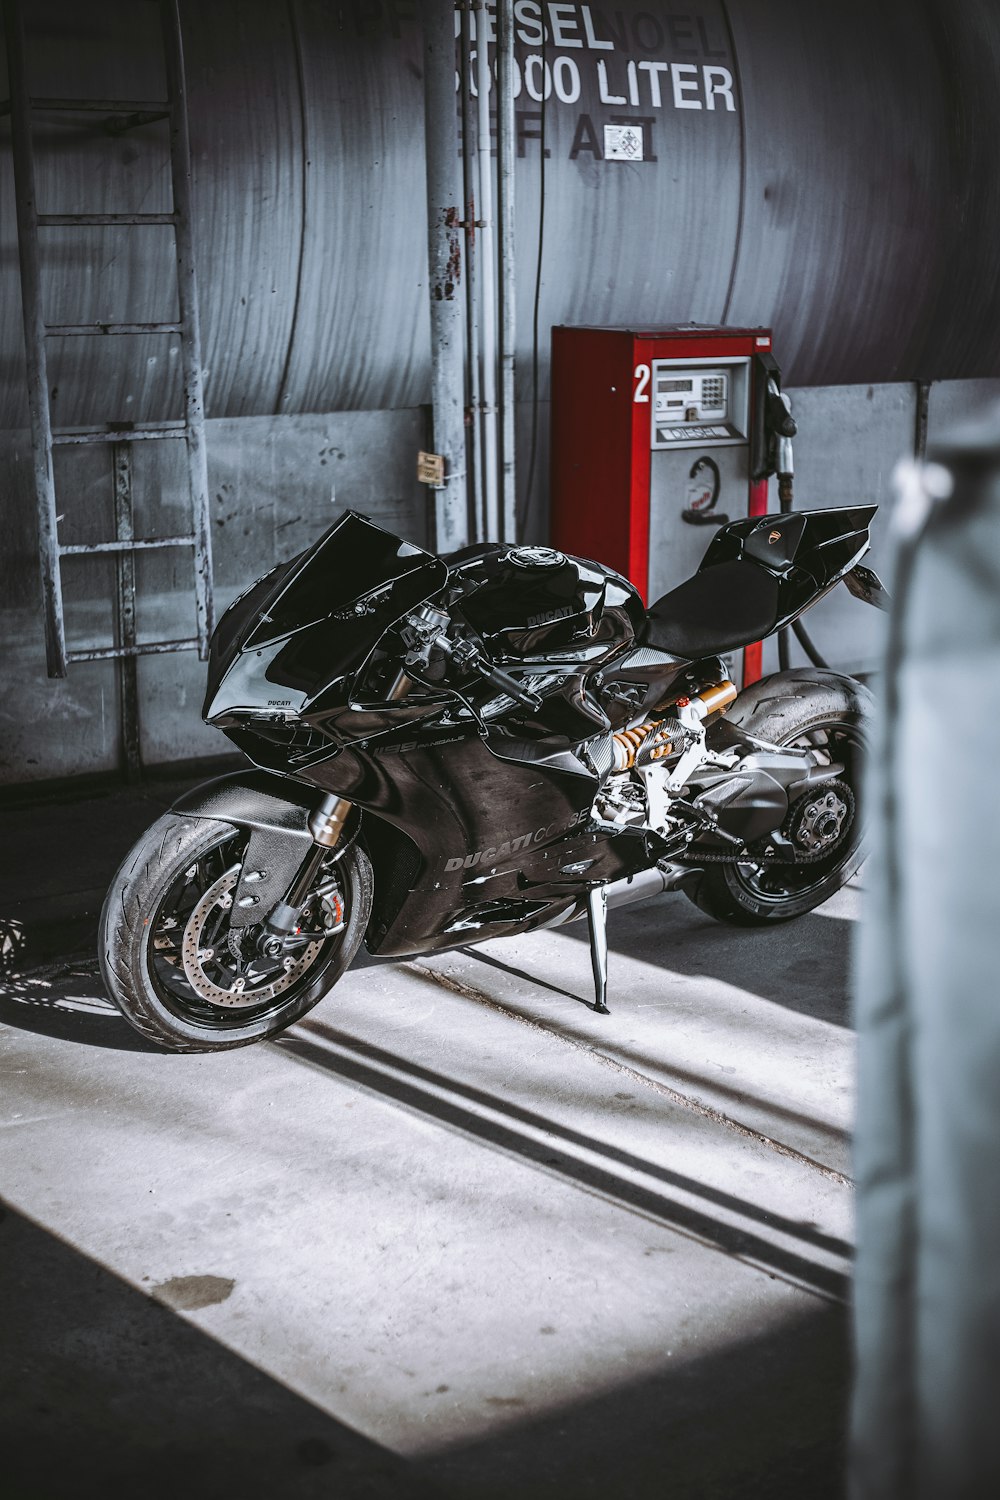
[171, 772, 357, 929]
[172, 769, 318, 836]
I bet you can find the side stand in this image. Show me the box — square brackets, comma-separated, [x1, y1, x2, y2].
[586, 884, 610, 1015]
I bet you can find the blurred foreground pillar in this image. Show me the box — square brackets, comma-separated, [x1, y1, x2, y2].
[852, 419, 1000, 1498]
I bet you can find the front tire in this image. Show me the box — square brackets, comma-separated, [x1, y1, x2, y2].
[687, 668, 872, 926]
[100, 813, 372, 1051]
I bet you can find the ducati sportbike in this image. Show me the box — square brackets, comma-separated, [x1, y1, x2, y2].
[101, 506, 885, 1050]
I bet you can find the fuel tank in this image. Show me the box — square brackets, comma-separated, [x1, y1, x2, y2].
[450, 544, 646, 662]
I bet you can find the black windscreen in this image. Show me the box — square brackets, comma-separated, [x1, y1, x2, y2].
[245, 511, 446, 646]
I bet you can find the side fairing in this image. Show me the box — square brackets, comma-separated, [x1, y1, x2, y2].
[298, 728, 649, 957]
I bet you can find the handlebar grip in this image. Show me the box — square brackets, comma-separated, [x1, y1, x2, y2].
[479, 661, 542, 711]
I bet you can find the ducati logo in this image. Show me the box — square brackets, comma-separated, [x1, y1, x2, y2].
[445, 808, 589, 871]
[768, 530, 782, 544]
[526, 605, 574, 628]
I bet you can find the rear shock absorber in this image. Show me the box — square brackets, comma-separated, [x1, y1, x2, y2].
[611, 719, 671, 771]
[611, 682, 738, 773]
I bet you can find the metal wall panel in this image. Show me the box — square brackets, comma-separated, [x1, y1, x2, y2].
[759, 383, 916, 676]
[0, 407, 429, 783]
[762, 378, 1000, 677]
[283, 0, 432, 415]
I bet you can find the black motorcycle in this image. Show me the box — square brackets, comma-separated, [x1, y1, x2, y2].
[100, 506, 886, 1051]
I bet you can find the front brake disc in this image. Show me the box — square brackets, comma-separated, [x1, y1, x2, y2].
[180, 866, 324, 1008]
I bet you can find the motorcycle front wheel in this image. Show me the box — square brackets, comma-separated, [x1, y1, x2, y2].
[100, 813, 372, 1051]
[687, 668, 873, 926]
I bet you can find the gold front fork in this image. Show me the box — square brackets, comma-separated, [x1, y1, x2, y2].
[308, 793, 352, 849]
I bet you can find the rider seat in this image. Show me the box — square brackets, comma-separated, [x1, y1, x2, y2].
[643, 560, 782, 660]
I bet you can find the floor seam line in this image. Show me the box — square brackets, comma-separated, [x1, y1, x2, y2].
[404, 960, 853, 1189]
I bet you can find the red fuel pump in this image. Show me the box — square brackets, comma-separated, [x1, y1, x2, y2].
[550, 324, 785, 685]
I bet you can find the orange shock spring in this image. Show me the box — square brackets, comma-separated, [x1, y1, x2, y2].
[612, 719, 673, 771]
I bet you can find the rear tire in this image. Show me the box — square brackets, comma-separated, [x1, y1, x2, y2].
[687, 669, 872, 926]
[100, 812, 372, 1051]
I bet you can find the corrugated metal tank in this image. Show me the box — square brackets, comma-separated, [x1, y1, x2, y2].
[3, 0, 1000, 783]
[2, 0, 999, 432]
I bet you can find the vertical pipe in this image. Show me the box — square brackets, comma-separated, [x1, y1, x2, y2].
[161, 0, 215, 657]
[496, 0, 517, 543]
[475, 1, 500, 541]
[460, 9, 486, 544]
[422, 0, 468, 553]
[113, 442, 141, 781]
[4, 0, 68, 678]
[914, 380, 931, 461]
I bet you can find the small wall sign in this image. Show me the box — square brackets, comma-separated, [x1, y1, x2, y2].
[417, 451, 445, 488]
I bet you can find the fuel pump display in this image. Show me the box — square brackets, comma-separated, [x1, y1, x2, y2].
[651, 364, 746, 446]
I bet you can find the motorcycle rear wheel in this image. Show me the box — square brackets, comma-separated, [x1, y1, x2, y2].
[100, 812, 372, 1051]
[686, 669, 873, 926]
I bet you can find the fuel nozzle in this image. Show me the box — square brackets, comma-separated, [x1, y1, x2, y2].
[768, 377, 796, 508]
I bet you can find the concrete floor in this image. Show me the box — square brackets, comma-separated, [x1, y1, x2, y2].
[0, 779, 858, 1499]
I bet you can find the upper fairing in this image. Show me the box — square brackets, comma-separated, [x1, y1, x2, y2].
[204, 510, 447, 720]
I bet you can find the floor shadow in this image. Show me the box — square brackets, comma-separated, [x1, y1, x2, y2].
[0, 1200, 440, 1500]
[424, 958, 850, 1152]
[0, 960, 158, 1052]
[1, 1197, 849, 1500]
[556, 896, 857, 1028]
[461, 948, 596, 1010]
[278, 1022, 850, 1300]
[0, 776, 211, 910]
[0, 947, 401, 1052]
[419, 1299, 850, 1500]
[0, 772, 231, 974]
[299, 1020, 851, 1259]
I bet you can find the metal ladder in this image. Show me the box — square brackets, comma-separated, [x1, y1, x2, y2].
[2, 0, 214, 778]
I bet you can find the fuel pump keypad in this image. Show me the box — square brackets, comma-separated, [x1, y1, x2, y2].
[650, 361, 747, 449]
